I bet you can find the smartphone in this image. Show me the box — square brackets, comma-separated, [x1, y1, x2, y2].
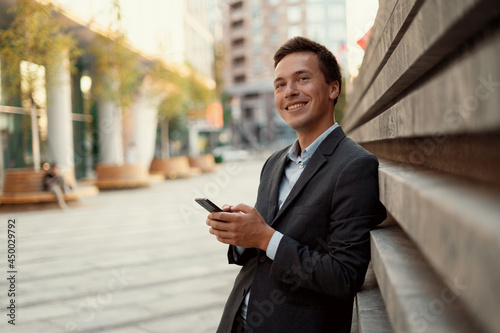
[195, 198, 223, 212]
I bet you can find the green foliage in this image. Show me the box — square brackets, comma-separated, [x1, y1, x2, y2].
[149, 60, 215, 123]
[87, 0, 142, 108]
[221, 91, 232, 128]
[147, 60, 185, 120]
[213, 41, 225, 98]
[0, 0, 80, 102]
[88, 34, 142, 108]
[185, 68, 215, 111]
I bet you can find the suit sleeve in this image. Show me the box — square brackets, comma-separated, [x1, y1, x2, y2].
[226, 155, 273, 266]
[270, 155, 386, 299]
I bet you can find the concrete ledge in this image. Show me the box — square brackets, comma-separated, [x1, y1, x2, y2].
[371, 221, 481, 332]
[355, 262, 392, 333]
[344, 0, 500, 132]
[349, 28, 500, 142]
[378, 160, 500, 333]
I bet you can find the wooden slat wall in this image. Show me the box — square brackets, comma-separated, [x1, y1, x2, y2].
[346, 1, 500, 332]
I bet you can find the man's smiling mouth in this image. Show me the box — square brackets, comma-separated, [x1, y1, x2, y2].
[286, 103, 307, 110]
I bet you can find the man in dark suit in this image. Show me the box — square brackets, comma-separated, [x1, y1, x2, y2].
[206, 37, 386, 333]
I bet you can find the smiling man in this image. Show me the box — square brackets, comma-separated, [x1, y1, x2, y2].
[206, 37, 386, 333]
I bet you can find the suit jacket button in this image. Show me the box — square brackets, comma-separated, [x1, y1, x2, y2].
[259, 256, 266, 263]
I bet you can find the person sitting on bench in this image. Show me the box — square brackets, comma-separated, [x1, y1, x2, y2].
[43, 163, 71, 210]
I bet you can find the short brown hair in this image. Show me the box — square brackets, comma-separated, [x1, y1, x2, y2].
[273, 37, 342, 105]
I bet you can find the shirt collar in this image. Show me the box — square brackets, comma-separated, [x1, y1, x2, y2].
[287, 123, 339, 165]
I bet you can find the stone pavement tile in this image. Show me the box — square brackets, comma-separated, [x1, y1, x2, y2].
[0, 159, 267, 333]
[48, 304, 153, 332]
[137, 307, 223, 333]
[15, 302, 78, 324]
[77, 287, 162, 309]
[141, 290, 227, 316]
[156, 272, 236, 298]
[98, 326, 153, 333]
[19, 286, 78, 307]
[3, 319, 65, 333]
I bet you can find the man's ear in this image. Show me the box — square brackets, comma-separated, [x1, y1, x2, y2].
[329, 81, 340, 100]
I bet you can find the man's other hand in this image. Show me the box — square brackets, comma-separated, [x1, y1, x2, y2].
[206, 203, 275, 251]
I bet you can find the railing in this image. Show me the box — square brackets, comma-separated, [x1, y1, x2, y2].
[0, 105, 93, 122]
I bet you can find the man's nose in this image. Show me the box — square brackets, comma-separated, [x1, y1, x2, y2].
[284, 82, 299, 97]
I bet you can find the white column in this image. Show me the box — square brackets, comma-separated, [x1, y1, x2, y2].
[130, 86, 162, 168]
[189, 122, 200, 156]
[96, 74, 124, 165]
[45, 50, 75, 184]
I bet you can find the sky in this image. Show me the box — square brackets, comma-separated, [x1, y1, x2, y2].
[345, 0, 379, 78]
[52, 0, 379, 79]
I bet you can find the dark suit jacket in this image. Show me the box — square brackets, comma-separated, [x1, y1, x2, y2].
[217, 127, 386, 333]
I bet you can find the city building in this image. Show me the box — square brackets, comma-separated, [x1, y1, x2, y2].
[0, 0, 217, 189]
[221, 0, 347, 148]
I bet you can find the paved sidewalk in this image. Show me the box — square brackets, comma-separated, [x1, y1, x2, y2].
[0, 158, 266, 333]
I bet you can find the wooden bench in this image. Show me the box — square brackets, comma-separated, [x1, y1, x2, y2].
[149, 156, 201, 179]
[188, 154, 218, 173]
[95, 164, 152, 189]
[0, 168, 98, 204]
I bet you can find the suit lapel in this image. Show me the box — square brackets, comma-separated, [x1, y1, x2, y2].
[266, 150, 288, 223]
[270, 127, 346, 226]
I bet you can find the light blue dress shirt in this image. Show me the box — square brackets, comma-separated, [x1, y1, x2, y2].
[239, 123, 339, 319]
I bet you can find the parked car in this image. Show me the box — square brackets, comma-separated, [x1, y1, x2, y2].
[212, 146, 250, 162]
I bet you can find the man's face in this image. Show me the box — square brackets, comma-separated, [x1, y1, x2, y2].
[274, 52, 339, 136]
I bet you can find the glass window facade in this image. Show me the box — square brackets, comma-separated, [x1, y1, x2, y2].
[288, 26, 302, 39]
[328, 3, 345, 20]
[287, 6, 301, 23]
[0, 58, 93, 180]
[329, 23, 346, 40]
[307, 24, 326, 44]
[269, 10, 278, 25]
[307, 4, 325, 22]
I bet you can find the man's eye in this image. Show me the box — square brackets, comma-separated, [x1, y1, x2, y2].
[299, 77, 308, 81]
[275, 83, 285, 89]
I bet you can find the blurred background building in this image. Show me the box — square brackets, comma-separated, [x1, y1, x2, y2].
[0, 0, 220, 186]
[221, 0, 347, 149]
[0, 0, 375, 187]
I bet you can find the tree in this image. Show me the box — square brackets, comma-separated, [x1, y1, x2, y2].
[148, 60, 215, 158]
[87, 0, 143, 165]
[0, 0, 80, 171]
[87, 0, 142, 109]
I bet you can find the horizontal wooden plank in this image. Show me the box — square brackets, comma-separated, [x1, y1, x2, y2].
[371, 221, 482, 332]
[378, 160, 500, 333]
[362, 134, 500, 187]
[343, 0, 500, 132]
[356, 262, 393, 333]
[349, 28, 500, 142]
[348, 0, 422, 109]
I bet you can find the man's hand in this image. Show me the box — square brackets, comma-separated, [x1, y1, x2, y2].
[206, 203, 275, 251]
